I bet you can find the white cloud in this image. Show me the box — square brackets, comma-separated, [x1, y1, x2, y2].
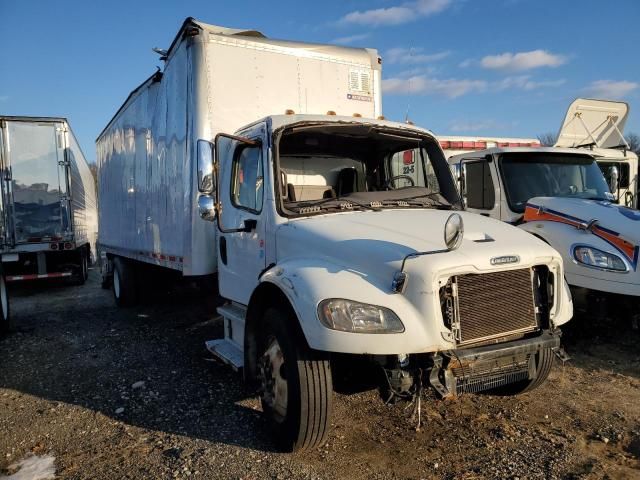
[496, 75, 566, 91]
[331, 33, 371, 45]
[480, 50, 567, 71]
[383, 75, 488, 98]
[339, 0, 452, 27]
[383, 73, 565, 98]
[584, 80, 639, 99]
[385, 47, 450, 65]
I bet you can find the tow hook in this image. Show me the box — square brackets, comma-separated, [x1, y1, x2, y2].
[553, 346, 571, 363]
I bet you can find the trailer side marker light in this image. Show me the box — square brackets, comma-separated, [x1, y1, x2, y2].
[377, 115, 386, 120]
[64, 242, 73, 250]
[285, 109, 295, 115]
[50, 243, 58, 250]
[326, 110, 336, 116]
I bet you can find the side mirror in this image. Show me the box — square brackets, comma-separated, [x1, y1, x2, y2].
[197, 139, 215, 193]
[608, 166, 619, 194]
[198, 194, 216, 222]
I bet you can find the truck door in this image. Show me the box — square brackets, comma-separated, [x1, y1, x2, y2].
[215, 125, 268, 305]
[460, 157, 501, 219]
[2, 120, 70, 244]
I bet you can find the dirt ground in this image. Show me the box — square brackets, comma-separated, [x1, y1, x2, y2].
[0, 271, 639, 480]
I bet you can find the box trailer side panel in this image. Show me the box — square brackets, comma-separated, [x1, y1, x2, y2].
[98, 19, 383, 276]
[97, 42, 189, 272]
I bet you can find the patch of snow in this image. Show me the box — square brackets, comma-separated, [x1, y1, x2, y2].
[1, 454, 56, 480]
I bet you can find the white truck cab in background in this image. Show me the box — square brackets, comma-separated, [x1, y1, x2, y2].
[98, 18, 572, 451]
[554, 98, 638, 209]
[448, 147, 639, 324]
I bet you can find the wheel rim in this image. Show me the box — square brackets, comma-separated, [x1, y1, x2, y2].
[0, 275, 7, 322]
[260, 336, 288, 422]
[113, 268, 121, 299]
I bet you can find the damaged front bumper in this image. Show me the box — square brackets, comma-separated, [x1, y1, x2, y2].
[428, 330, 565, 397]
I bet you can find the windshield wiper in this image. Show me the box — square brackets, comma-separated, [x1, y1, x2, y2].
[387, 192, 454, 208]
[292, 197, 381, 212]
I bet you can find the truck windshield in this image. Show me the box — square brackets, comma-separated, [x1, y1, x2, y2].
[500, 153, 612, 213]
[277, 124, 461, 216]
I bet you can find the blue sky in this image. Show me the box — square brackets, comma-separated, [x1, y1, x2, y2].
[1, 0, 639, 161]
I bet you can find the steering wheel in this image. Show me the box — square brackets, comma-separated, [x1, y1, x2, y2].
[386, 175, 415, 190]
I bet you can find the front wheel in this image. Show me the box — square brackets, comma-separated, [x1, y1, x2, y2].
[258, 308, 333, 451]
[0, 273, 10, 334]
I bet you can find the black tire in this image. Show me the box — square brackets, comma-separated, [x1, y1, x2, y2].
[74, 248, 88, 285]
[0, 273, 10, 334]
[112, 257, 137, 307]
[258, 308, 333, 452]
[489, 347, 555, 395]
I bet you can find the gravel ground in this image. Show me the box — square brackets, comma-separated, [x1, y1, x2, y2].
[0, 270, 639, 479]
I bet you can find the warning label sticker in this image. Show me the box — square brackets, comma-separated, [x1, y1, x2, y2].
[347, 93, 372, 102]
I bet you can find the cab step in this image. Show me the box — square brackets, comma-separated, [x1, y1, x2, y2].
[205, 339, 244, 371]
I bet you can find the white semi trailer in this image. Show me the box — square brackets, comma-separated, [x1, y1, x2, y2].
[0, 116, 97, 331]
[98, 18, 572, 451]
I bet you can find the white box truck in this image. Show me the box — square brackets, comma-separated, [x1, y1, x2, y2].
[98, 18, 572, 451]
[0, 116, 97, 331]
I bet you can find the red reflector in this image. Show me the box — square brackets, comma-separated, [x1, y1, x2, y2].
[462, 141, 475, 149]
[439, 141, 451, 149]
[402, 150, 414, 165]
[474, 141, 487, 149]
[450, 141, 463, 149]
[64, 242, 72, 250]
[50, 243, 58, 250]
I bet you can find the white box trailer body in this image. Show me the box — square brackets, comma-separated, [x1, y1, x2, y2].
[96, 18, 382, 276]
[554, 98, 638, 209]
[0, 116, 97, 284]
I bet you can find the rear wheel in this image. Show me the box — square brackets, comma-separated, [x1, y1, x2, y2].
[0, 273, 9, 334]
[74, 248, 89, 285]
[112, 257, 137, 307]
[489, 347, 555, 395]
[258, 308, 333, 452]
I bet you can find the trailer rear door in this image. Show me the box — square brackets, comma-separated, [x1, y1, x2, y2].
[3, 120, 70, 244]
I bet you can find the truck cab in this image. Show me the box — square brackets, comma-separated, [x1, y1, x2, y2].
[448, 147, 639, 323]
[196, 114, 572, 450]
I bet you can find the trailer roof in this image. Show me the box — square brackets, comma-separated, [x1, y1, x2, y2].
[0, 115, 68, 124]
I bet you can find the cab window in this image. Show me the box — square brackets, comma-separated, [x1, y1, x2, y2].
[464, 160, 495, 209]
[231, 145, 263, 212]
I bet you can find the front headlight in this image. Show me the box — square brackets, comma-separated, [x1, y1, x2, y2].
[573, 245, 628, 272]
[317, 299, 405, 333]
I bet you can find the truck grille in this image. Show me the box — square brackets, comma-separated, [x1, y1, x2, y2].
[455, 268, 538, 346]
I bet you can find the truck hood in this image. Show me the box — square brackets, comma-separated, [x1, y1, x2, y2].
[525, 197, 640, 265]
[276, 209, 558, 288]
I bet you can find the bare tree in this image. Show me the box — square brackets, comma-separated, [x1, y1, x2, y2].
[537, 132, 558, 147]
[626, 133, 640, 154]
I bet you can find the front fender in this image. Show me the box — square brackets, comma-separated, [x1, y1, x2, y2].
[520, 221, 640, 296]
[260, 257, 454, 355]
